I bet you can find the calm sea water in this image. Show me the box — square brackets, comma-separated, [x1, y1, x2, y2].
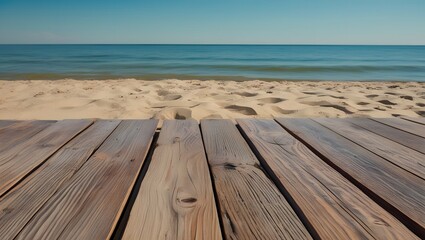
[0, 44, 424, 82]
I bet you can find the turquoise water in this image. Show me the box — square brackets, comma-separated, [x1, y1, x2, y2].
[0, 44, 424, 81]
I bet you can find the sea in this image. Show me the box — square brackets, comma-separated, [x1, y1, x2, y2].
[0, 44, 424, 82]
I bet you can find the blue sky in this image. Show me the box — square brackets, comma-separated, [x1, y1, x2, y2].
[0, 0, 424, 44]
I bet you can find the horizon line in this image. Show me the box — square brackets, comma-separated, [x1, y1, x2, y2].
[1, 43, 425, 46]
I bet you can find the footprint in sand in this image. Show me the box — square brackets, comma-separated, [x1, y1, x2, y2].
[257, 97, 286, 104]
[270, 106, 296, 114]
[378, 100, 397, 106]
[416, 103, 425, 107]
[301, 100, 355, 114]
[154, 108, 192, 120]
[321, 104, 354, 114]
[232, 92, 258, 97]
[318, 94, 346, 99]
[374, 106, 387, 111]
[225, 105, 257, 115]
[366, 94, 379, 98]
[400, 95, 413, 101]
[302, 91, 319, 95]
[357, 102, 370, 106]
[162, 94, 182, 101]
[384, 92, 399, 95]
[156, 89, 182, 101]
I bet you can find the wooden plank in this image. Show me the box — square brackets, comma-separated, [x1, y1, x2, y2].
[277, 118, 425, 236]
[122, 120, 221, 240]
[314, 118, 425, 180]
[0, 119, 93, 197]
[239, 119, 418, 239]
[201, 119, 312, 239]
[373, 118, 425, 138]
[401, 117, 425, 126]
[0, 120, 120, 239]
[15, 120, 158, 240]
[0, 120, 55, 153]
[346, 118, 425, 154]
[0, 120, 19, 129]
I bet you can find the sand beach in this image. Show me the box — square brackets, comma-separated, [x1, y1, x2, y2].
[1, 79, 424, 122]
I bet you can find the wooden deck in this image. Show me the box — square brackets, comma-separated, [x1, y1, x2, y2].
[0, 118, 424, 239]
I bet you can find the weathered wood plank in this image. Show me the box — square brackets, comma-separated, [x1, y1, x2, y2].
[15, 120, 157, 240]
[314, 118, 425, 180]
[401, 117, 425, 126]
[0, 120, 19, 129]
[201, 119, 312, 240]
[122, 120, 221, 240]
[373, 118, 425, 138]
[239, 119, 419, 239]
[346, 118, 425, 154]
[276, 118, 425, 236]
[0, 120, 55, 153]
[0, 119, 93, 197]
[0, 120, 120, 239]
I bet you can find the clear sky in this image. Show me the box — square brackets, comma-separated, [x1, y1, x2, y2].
[0, 0, 424, 44]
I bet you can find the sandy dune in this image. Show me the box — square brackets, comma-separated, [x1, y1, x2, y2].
[0, 79, 424, 123]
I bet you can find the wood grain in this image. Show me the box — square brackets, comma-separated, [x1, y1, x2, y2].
[373, 118, 425, 138]
[0, 120, 55, 153]
[122, 120, 221, 240]
[0, 120, 120, 239]
[401, 117, 425, 126]
[314, 118, 425, 180]
[201, 119, 311, 240]
[0, 119, 93, 197]
[15, 120, 158, 240]
[346, 118, 425, 154]
[277, 118, 425, 236]
[239, 118, 419, 239]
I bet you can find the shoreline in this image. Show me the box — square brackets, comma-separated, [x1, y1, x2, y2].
[1, 78, 424, 83]
[1, 79, 424, 121]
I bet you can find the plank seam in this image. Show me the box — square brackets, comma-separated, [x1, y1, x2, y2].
[401, 117, 425, 126]
[111, 130, 160, 240]
[371, 118, 425, 138]
[235, 123, 321, 240]
[198, 123, 227, 240]
[10, 120, 121, 240]
[310, 118, 425, 181]
[347, 119, 425, 155]
[274, 119, 425, 237]
[0, 120, 94, 199]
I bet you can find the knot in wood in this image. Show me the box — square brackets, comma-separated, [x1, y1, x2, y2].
[177, 197, 198, 207]
[173, 137, 180, 143]
[224, 163, 237, 170]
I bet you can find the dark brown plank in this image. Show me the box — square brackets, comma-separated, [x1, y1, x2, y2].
[16, 120, 158, 240]
[122, 120, 221, 240]
[201, 119, 311, 239]
[277, 118, 425, 236]
[0, 119, 93, 197]
[373, 118, 425, 138]
[401, 117, 425, 126]
[0, 120, 120, 239]
[0, 120, 55, 153]
[346, 118, 425, 154]
[0, 120, 19, 129]
[239, 119, 418, 239]
[314, 118, 425, 180]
